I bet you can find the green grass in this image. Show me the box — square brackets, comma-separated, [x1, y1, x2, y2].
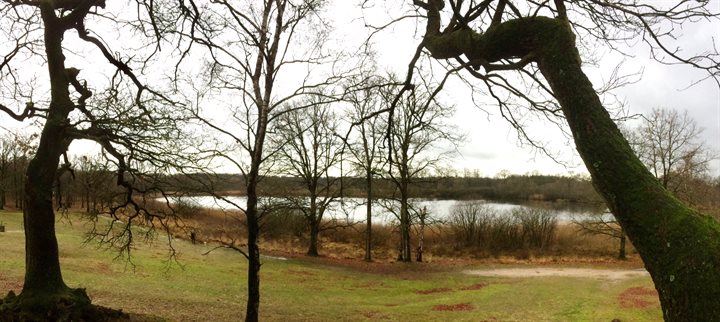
[0, 210, 662, 321]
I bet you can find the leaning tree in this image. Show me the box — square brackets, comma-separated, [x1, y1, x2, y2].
[403, 0, 719, 319]
[0, 0, 195, 319]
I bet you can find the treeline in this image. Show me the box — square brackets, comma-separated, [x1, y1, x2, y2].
[175, 173, 606, 204]
[0, 134, 184, 212]
[3, 151, 717, 215]
[0, 134, 32, 209]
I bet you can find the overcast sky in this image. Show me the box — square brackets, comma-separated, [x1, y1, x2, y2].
[1, 1, 718, 178]
[330, 1, 720, 177]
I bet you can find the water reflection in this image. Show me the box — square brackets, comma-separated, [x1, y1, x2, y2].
[175, 196, 612, 224]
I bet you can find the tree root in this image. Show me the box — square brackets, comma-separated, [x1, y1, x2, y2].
[0, 288, 128, 322]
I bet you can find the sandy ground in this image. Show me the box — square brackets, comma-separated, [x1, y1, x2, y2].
[463, 267, 650, 280]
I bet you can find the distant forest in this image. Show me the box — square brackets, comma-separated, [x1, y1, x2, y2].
[179, 173, 606, 205]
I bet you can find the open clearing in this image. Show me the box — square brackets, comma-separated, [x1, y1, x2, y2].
[0, 211, 662, 321]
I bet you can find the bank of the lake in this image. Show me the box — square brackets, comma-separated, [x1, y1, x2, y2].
[174, 195, 610, 224]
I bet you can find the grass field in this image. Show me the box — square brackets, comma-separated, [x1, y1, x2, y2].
[0, 210, 662, 321]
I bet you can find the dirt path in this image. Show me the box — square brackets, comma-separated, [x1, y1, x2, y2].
[463, 267, 649, 280]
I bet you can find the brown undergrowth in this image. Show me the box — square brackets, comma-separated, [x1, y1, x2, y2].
[48, 202, 641, 266]
[617, 287, 659, 309]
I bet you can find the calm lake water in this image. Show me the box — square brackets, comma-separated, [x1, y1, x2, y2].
[177, 196, 610, 224]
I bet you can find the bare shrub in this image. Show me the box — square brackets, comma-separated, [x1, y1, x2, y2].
[448, 204, 558, 255]
[448, 202, 500, 247]
[487, 214, 520, 253]
[513, 208, 557, 249]
[172, 197, 202, 219]
[261, 208, 306, 241]
[448, 202, 481, 246]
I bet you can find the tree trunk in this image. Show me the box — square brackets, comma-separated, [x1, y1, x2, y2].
[416, 207, 427, 262]
[399, 190, 411, 262]
[13, 171, 20, 209]
[533, 19, 720, 320]
[618, 227, 627, 260]
[364, 169, 373, 262]
[422, 14, 720, 320]
[0, 5, 96, 318]
[244, 181, 261, 322]
[23, 160, 66, 295]
[307, 219, 320, 257]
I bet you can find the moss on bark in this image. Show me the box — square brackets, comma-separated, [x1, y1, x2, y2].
[422, 13, 720, 321]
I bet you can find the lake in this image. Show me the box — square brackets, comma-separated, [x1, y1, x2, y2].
[176, 195, 611, 224]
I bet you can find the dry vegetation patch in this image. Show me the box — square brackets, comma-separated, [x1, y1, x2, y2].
[460, 282, 488, 291]
[0, 276, 22, 294]
[617, 287, 659, 309]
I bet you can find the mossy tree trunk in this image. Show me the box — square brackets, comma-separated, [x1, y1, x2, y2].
[420, 6, 720, 320]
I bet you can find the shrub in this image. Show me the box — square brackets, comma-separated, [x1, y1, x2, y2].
[513, 208, 557, 249]
[448, 204, 558, 255]
[172, 197, 202, 219]
[261, 208, 307, 240]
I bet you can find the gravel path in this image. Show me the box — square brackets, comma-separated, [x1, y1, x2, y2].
[463, 267, 649, 280]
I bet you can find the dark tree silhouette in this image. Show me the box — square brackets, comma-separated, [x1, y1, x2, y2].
[0, 1, 194, 318]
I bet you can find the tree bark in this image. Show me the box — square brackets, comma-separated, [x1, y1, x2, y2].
[0, 2, 96, 318]
[364, 168, 373, 262]
[399, 190, 411, 262]
[619, 227, 627, 260]
[21, 1, 72, 299]
[244, 186, 261, 322]
[421, 12, 720, 320]
[307, 219, 320, 256]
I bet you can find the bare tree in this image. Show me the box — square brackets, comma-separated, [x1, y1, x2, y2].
[0, 1, 195, 318]
[0, 132, 35, 210]
[630, 108, 717, 204]
[270, 100, 347, 256]
[385, 85, 461, 262]
[345, 76, 389, 262]
[72, 154, 117, 213]
[408, 0, 720, 318]
[176, 1, 355, 320]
